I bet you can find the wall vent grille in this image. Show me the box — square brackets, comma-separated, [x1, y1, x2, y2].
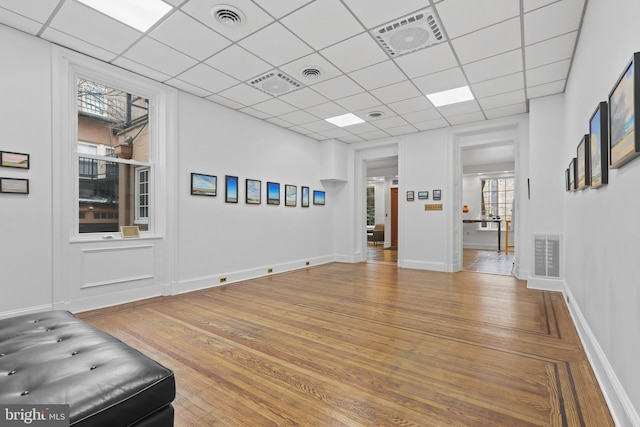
[533, 234, 561, 278]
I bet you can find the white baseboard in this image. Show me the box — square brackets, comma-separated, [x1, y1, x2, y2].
[526, 276, 564, 291]
[0, 304, 54, 320]
[64, 284, 165, 314]
[563, 285, 640, 427]
[398, 259, 453, 272]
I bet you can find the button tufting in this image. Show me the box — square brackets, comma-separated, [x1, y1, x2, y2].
[8, 370, 16, 375]
[57, 338, 63, 342]
[33, 320, 39, 323]
[21, 391, 29, 396]
[90, 366, 97, 370]
[0, 353, 5, 357]
[72, 351, 78, 356]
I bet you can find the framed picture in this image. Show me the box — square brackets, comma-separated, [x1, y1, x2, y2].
[285, 184, 297, 207]
[267, 181, 280, 205]
[301, 186, 310, 207]
[608, 51, 640, 169]
[225, 175, 238, 203]
[190, 173, 216, 196]
[120, 226, 140, 238]
[418, 191, 429, 200]
[0, 177, 29, 194]
[1, 151, 29, 169]
[406, 191, 414, 201]
[590, 102, 609, 188]
[432, 189, 441, 200]
[246, 179, 261, 204]
[565, 168, 571, 192]
[568, 158, 577, 191]
[313, 190, 325, 205]
[576, 134, 590, 190]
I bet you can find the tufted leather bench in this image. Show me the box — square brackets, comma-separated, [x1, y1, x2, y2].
[0, 310, 175, 426]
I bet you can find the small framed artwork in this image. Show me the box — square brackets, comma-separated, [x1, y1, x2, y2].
[267, 181, 280, 205]
[0, 177, 29, 194]
[246, 179, 261, 204]
[120, 226, 140, 238]
[285, 184, 297, 207]
[568, 158, 577, 191]
[406, 191, 414, 201]
[590, 101, 609, 188]
[225, 175, 238, 203]
[301, 186, 310, 207]
[608, 51, 640, 169]
[418, 191, 429, 200]
[1, 151, 29, 169]
[576, 134, 591, 190]
[190, 173, 216, 196]
[432, 189, 441, 200]
[565, 168, 571, 192]
[313, 190, 325, 205]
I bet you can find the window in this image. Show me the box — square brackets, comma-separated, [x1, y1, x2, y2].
[77, 78, 151, 234]
[366, 186, 375, 226]
[481, 177, 514, 229]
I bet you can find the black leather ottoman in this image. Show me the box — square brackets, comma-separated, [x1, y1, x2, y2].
[0, 310, 175, 426]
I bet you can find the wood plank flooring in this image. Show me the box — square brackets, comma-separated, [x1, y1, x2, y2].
[463, 249, 515, 275]
[79, 263, 613, 426]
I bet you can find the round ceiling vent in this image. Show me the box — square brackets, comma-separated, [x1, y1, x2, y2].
[367, 111, 385, 119]
[300, 67, 322, 79]
[211, 5, 245, 27]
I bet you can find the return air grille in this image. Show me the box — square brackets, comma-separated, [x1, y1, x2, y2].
[533, 234, 560, 278]
[371, 9, 446, 57]
[248, 71, 303, 96]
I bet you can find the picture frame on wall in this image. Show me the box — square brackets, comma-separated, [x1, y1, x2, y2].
[313, 190, 325, 205]
[267, 181, 280, 205]
[0, 151, 29, 169]
[225, 175, 238, 203]
[432, 189, 441, 200]
[576, 134, 591, 190]
[246, 178, 261, 204]
[406, 191, 414, 201]
[190, 173, 216, 196]
[301, 186, 310, 207]
[565, 168, 571, 191]
[608, 51, 640, 169]
[0, 177, 29, 194]
[418, 191, 429, 199]
[285, 184, 297, 207]
[568, 158, 577, 191]
[589, 101, 609, 188]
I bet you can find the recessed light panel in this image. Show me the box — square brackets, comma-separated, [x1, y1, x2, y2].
[426, 86, 474, 107]
[325, 113, 365, 127]
[77, 0, 172, 32]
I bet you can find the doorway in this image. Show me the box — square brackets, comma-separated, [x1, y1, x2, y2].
[365, 155, 398, 264]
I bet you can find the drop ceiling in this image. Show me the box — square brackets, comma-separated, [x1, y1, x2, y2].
[0, 0, 586, 143]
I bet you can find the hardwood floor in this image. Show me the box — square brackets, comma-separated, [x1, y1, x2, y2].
[79, 263, 613, 426]
[463, 248, 515, 275]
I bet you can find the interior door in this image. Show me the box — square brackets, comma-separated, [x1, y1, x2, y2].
[391, 187, 398, 246]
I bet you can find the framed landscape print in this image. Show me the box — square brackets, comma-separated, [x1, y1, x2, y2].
[0, 177, 29, 194]
[246, 179, 261, 204]
[608, 52, 640, 169]
[589, 102, 609, 187]
[568, 158, 576, 191]
[313, 190, 325, 205]
[190, 173, 216, 196]
[0, 151, 29, 169]
[267, 181, 280, 205]
[285, 184, 297, 207]
[576, 134, 590, 190]
[301, 186, 309, 207]
[418, 191, 429, 199]
[565, 168, 571, 191]
[225, 175, 238, 203]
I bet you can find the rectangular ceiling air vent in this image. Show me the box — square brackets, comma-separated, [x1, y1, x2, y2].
[371, 9, 446, 57]
[248, 70, 303, 96]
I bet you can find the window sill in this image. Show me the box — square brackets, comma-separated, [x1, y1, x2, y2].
[70, 233, 162, 244]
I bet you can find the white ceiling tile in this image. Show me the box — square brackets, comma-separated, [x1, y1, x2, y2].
[386, 125, 418, 136]
[370, 81, 422, 105]
[206, 94, 245, 109]
[414, 118, 450, 131]
[181, 0, 273, 41]
[0, 0, 60, 23]
[149, 11, 230, 61]
[163, 0, 184, 6]
[388, 96, 434, 115]
[288, 125, 315, 135]
[278, 88, 329, 109]
[463, 50, 523, 83]
[111, 57, 172, 82]
[165, 78, 212, 97]
[0, 8, 42, 34]
[345, 122, 380, 134]
[280, 53, 343, 85]
[394, 43, 459, 78]
[302, 120, 336, 133]
[206, 45, 272, 81]
[341, 0, 429, 28]
[239, 22, 313, 67]
[478, 89, 526, 110]
[338, 135, 365, 143]
[335, 92, 380, 111]
[239, 107, 271, 120]
[320, 32, 388, 74]
[523, 0, 556, 12]
[349, 61, 406, 91]
[484, 102, 528, 119]
[524, 0, 585, 45]
[452, 17, 521, 64]
[437, 100, 481, 117]
[527, 80, 566, 99]
[49, 1, 142, 54]
[124, 37, 199, 76]
[526, 59, 571, 87]
[266, 117, 295, 127]
[304, 102, 349, 120]
[436, 0, 519, 39]
[402, 109, 443, 124]
[358, 130, 392, 140]
[252, 98, 298, 116]
[279, 110, 317, 125]
[372, 116, 409, 130]
[525, 32, 577, 69]
[255, 0, 314, 19]
[310, 75, 363, 100]
[471, 73, 524, 98]
[281, 0, 363, 50]
[42, 28, 117, 62]
[218, 83, 272, 106]
[413, 67, 467, 95]
[447, 111, 485, 125]
[318, 128, 354, 139]
[177, 64, 239, 93]
[307, 133, 327, 141]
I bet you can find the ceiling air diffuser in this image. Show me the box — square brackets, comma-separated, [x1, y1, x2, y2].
[248, 71, 303, 96]
[371, 9, 445, 57]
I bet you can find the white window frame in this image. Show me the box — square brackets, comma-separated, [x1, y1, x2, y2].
[135, 166, 150, 225]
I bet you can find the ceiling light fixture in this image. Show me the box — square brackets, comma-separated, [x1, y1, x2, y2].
[325, 113, 365, 128]
[426, 86, 474, 107]
[77, 0, 172, 32]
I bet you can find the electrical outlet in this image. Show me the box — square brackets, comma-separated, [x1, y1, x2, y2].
[566, 295, 570, 305]
[219, 277, 227, 283]
[306, 261, 310, 266]
[267, 268, 273, 273]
